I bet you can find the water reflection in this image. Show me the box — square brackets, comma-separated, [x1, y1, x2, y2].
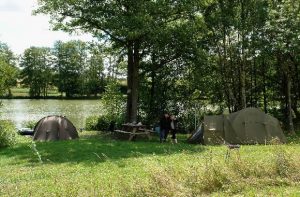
[0, 99, 103, 129]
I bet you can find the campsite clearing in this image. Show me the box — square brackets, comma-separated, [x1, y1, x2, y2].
[0, 131, 300, 196]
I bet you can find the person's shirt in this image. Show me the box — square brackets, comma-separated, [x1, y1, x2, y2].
[160, 116, 171, 130]
[171, 120, 175, 130]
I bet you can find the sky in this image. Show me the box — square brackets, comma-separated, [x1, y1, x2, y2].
[0, 0, 94, 55]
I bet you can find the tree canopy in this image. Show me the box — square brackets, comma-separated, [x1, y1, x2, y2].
[35, 0, 210, 122]
[0, 0, 299, 133]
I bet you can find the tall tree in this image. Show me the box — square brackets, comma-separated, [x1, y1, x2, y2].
[52, 40, 87, 97]
[264, 0, 300, 134]
[0, 41, 16, 66]
[0, 42, 18, 97]
[0, 60, 18, 97]
[35, 0, 208, 122]
[84, 44, 105, 96]
[20, 47, 52, 97]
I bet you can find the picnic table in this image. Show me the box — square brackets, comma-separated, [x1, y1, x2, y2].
[114, 123, 152, 141]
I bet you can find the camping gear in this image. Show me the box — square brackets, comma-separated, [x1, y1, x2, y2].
[33, 115, 79, 141]
[188, 123, 204, 144]
[203, 108, 286, 144]
[17, 128, 34, 136]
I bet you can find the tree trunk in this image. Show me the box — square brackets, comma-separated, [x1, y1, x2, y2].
[126, 41, 140, 123]
[286, 74, 295, 135]
[239, 44, 246, 110]
[279, 53, 295, 135]
[253, 58, 258, 107]
[239, 0, 247, 110]
[262, 60, 268, 113]
[126, 42, 133, 122]
[7, 88, 12, 97]
[149, 59, 156, 121]
[289, 54, 299, 115]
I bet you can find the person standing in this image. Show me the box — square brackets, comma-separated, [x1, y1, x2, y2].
[170, 115, 178, 143]
[159, 112, 170, 142]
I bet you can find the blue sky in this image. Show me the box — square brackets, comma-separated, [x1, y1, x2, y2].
[0, 0, 94, 55]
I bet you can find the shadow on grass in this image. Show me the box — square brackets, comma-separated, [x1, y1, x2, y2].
[0, 132, 205, 165]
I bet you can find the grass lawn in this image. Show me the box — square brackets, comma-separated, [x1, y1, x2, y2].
[1, 132, 300, 196]
[10, 87, 60, 97]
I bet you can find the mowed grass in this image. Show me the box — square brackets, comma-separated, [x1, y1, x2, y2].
[10, 87, 60, 97]
[0, 132, 300, 197]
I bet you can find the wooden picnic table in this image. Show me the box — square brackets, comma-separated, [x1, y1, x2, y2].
[114, 123, 151, 141]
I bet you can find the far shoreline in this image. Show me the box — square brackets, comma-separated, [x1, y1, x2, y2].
[0, 96, 101, 100]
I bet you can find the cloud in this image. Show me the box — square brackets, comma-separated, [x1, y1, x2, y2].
[0, 0, 23, 12]
[0, 0, 95, 55]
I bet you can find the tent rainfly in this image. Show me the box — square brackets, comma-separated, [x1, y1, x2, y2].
[33, 115, 79, 141]
[202, 108, 286, 144]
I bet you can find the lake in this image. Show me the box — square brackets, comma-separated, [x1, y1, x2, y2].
[0, 99, 103, 129]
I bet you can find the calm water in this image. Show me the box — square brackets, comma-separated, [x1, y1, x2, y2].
[0, 99, 103, 129]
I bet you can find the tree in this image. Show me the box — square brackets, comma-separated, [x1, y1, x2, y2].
[0, 60, 18, 97]
[101, 79, 126, 121]
[0, 42, 18, 97]
[20, 47, 53, 97]
[84, 44, 105, 96]
[201, 0, 270, 112]
[52, 40, 87, 97]
[0, 41, 16, 66]
[263, 0, 300, 134]
[35, 0, 208, 122]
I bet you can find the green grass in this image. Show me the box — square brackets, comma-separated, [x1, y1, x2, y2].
[0, 132, 300, 196]
[10, 87, 60, 97]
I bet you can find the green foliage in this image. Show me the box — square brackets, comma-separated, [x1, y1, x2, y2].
[0, 42, 18, 97]
[85, 114, 125, 131]
[22, 120, 36, 129]
[85, 115, 111, 131]
[0, 120, 17, 148]
[85, 116, 99, 130]
[0, 41, 16, 65]
[52, 41, 105, 97]
[94, 115, 111, 132]
[0, 60, 18, 97]
[35, 0, 210, 122]
[20, 47, 53, 98]
[2, 0, 298, 130]
[101, 80, 126, 122]
[52, 40, 86, 97]
[84, 44, 105, 96]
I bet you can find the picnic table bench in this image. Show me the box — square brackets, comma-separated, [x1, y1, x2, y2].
[114, 123, 151, 141]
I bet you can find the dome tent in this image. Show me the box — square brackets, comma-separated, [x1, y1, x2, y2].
[33, 115, 79, 141]
[203, 108, 286, 144]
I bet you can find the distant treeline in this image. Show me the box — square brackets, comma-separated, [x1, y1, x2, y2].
[0, 40, 126, 99]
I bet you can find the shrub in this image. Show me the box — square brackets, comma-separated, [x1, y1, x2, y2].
[22, 120, 36, 129]
[85, 116, 99, 130]
[85, 115, 111, 131]
[0, 120, 17, 148]
[97, 116, 111, 131]
[85, 114, 125, 131]
[101, 80, 126, 120]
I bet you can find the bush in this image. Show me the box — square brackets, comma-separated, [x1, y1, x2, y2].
[85, 116, 99, 130]
[22, 120, 36, 129]
[0, 120, 17, 148]
[96, 115, 111, 131]
[85, 114, 125, 131]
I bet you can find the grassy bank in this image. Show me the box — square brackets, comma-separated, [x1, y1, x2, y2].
[1, 88, 100, 99]
[10, 87, 61, 97]
[0, 132, 300, 196]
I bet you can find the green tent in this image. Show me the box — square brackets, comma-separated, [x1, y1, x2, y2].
[33, 115, 79, 141]
[204, 108, 286, 144]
